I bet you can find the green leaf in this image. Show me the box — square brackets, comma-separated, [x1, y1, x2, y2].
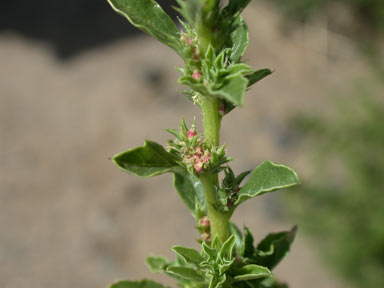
[235, 160, 299, 206]
[231, 17, 249, 62]
[220, 234, 236, 261]
[166, 266, 205, 282]
[202, 242, 217, 261]
[241, 227, 254, 258]
[212, 74, 249, 106]
[229, 222, 243, 256]
[254, 226, 297, 270]
[108, 0, 181, 53]
[110, 279, 168, 288]
[172, 246, 205, 265]
[247, 69, 272, 87]
[173, 171, 204, 213]
[208, 274, 226, 288]
[146, 256, 170, 272]
[112, 141, 178, 177]
[223, 0, 252, 17]
[234, 264, 271, 281]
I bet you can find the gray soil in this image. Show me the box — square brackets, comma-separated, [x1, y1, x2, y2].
[0, 3, 376, 288]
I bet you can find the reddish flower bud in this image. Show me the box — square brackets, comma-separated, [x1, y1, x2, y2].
[187, 130, 197, 139]
[192, 70, 201, 80]
[194, 161, 204, 174]
[194, 146, 203, 155]
[185, 35, 191, 45]
[201, 153, 210, 164]
[199, 216, 210, 227]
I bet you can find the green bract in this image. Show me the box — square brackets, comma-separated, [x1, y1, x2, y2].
[108, 1, 300, 288]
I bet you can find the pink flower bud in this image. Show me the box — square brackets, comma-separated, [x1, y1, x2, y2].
[194, 146, 203, 155]
[187, 130, 197, 139]
[194, 161, 204, 174]
[201, 153, 210, 164]
[185, 35, 191, 45]
[199, 216, 210, 227]
[192, 70, 201, 80]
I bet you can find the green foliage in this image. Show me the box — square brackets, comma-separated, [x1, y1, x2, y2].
[288, 87, 384, 287]
[142, 226, 296, 288]
[107, 1, 299, 288]
[107, 0, 182, 54]
[235, 161, 299, 207]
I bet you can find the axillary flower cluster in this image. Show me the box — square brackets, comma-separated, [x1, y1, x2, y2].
[167, 118, 228, 175]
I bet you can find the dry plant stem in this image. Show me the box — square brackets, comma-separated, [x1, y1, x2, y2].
[200, 95, 229, 242]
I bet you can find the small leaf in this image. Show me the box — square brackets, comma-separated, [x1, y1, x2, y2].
[173, 171, 204, 213]
[166, 266, 205, 282]
[220, 234, 236, 261]
[235, 160, 299, 206]
[231, 17, 249, 62]
[223, 0, 252, 17]
[208, 274, 226, 288]
[212, 236, 224, 251]
[112, 141, 178, 177]
[229, 222, 243, 256]
[247, 69, 272, 87]
[146, 256, 170, 272]
[108, 0, 181, 54]
[212, 74, 248, 106]
[172, 246, 205, 265]
[241, 227, 254, 258]
[110, 279, 168, 288]
[254, 226, 297, 270]
[202, 242, 217, 260]
[234, 264, 271, 281]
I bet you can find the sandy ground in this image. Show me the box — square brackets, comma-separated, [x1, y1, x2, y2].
[0, 3, 374, 288]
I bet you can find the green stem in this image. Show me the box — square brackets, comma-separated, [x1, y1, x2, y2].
[200, 96, 229, 242]
[200, 174, 229, 242]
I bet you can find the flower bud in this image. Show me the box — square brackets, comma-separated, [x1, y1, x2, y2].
[187, 130, 197, 139]
[200, 232, 211, 242]
[194, 146, 203, 155]
[192, 70, 202, 80]
[194, 161, 204, 174]
[199, 216, 210, 227]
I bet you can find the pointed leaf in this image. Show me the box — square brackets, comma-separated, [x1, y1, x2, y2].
[208, 274, 226, 288]
[231, 17, 249, 62]
[112, 141, 178, 177]
[166, 266, 205, 282]
[235, 161, 299, 206]
[229, 222, 243, 256]
[202, 242, 217, 260]
[146, 256, 170, 272]
[173, 171, 204, 212]
[220, 234, 236, 261]
[212, 74, 248, 106]
[247, 69, 272, 87]
[108, 0, 181, 53]
[110, 279, 168, 288]
[234, 265, 271, 281]
[254, 226, 297, 270]
[223, 0, 252, 17]
[172, 246, 205, 265]
[241, 227, 254, 258]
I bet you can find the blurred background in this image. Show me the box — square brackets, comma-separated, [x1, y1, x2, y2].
[1, 1, 383, 287]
